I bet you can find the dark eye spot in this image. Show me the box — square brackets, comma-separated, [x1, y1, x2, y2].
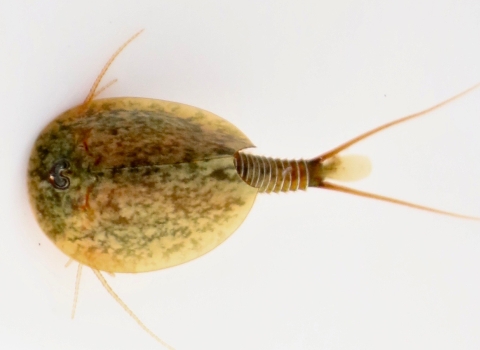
[48, 159, 71, 190]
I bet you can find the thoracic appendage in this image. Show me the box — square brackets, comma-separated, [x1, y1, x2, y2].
[233, 151, 373, 193]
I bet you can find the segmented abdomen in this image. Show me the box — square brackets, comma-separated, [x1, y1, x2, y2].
[234, 151, 310, 193]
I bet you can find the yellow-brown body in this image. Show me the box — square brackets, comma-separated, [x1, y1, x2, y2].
[26, 31, 478, 349]
[27, 97, 258, 273]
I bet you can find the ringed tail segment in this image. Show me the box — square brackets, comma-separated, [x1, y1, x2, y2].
[236, 82, 480, 221]
[234, 152, 371, 193]
[234, 152, 311, 193]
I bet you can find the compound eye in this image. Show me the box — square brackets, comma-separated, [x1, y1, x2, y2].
[48, 159, 71, 190]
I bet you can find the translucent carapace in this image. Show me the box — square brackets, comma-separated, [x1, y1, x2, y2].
[27, 31, 479, 349]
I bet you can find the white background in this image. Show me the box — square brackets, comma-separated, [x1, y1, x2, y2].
[1, 1, 480, 349]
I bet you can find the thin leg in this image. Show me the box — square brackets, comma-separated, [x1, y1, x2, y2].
[81, 29, 144, 110]
[71, 263, 83, 319]
[91, 269, 175, 350]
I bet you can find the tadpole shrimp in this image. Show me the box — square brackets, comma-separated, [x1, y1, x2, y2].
[27, 30, 479, 349]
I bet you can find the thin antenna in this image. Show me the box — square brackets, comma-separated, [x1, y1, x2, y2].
[81, 29, 144, 109]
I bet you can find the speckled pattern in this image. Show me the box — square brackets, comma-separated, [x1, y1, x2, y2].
[28, 98, 258, 273]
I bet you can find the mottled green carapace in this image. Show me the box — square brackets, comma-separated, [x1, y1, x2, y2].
[27, 31, 479, 278]
[28, 98, 258, 273]
[26, 31, 479, 349]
